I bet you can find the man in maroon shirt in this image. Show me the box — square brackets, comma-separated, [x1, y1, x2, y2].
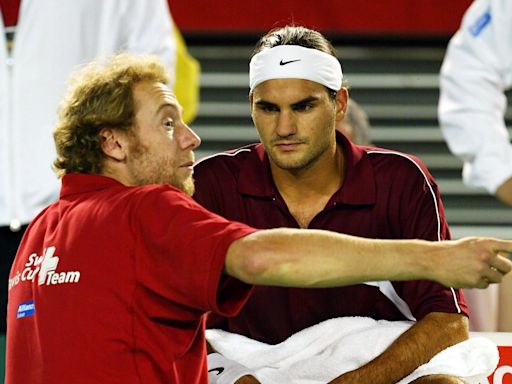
[193, 26, 486, 384]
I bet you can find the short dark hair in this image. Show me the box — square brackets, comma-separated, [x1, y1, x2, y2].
[252, 25, 337, 58]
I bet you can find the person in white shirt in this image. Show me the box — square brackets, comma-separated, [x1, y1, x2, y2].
[438, 0, 512, 331]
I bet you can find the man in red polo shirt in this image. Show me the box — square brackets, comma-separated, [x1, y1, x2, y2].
[6, 53, 512, 384]
[193, 26, 485, 384]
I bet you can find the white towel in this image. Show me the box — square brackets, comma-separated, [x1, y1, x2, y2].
[206, 317, 499, 384]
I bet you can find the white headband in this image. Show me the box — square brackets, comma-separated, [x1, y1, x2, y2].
[249, 45, 343, 93]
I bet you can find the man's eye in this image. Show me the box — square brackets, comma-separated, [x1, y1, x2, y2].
[293, 103, 313, 112]
[164, 119, 175, 130]
[258, 104, 278, 113]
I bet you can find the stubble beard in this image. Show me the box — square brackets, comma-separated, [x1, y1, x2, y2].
[127, 142, 195, 196]
[267, 138, 330, 172]
[178, 176, 195, 196]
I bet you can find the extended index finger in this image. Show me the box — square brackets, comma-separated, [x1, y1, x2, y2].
[491, 254, 512, 275]
[492, 239, 512, 256]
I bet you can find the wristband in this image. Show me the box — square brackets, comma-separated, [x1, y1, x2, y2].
[207, 353, 255, 384]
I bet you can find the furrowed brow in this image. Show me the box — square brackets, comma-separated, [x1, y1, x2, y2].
[254, 100, 278, 109]
[291, 96, 319, 108]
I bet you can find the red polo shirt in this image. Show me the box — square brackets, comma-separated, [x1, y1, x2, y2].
[194, 132, 467, 344]
[6, 174, 256, 384]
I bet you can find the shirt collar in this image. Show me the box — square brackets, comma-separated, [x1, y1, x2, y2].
[60, 173, 125, 198]
[238, 131, 376, 205]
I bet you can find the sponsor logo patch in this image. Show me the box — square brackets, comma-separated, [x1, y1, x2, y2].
[17, 301, 35, 319]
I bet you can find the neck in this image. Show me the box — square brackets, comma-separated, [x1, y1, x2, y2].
[100, 162, 134, 187]
[271, 142, 344, 203]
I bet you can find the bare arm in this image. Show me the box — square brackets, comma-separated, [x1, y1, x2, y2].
[225, 228, 512, 289]
[328, 312, 468, 384]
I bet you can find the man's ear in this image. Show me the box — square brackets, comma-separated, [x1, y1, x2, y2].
[335, 88, 349, 122]
[99, 128, 128, 161]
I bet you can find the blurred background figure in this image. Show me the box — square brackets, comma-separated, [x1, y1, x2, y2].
[439, 0, 512, 207]
[438, 0, 512, 331]
[336, 99, 373, 146]
[172, 24, 201, 125]
[0, 0, 180, 376]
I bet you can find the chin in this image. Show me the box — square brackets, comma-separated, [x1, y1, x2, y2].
[182, 182, 195, 196]
[274, 158, 308, 170]
[174, 176, 195, 196]
[270, 152, 305, 169]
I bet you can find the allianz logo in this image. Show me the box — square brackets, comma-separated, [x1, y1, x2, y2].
[8, 246, 80, 290]
[17, 302, 34, 313]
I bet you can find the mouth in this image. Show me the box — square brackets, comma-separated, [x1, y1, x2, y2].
[179, 161, 195, 170]
[274, 141, 304, 151]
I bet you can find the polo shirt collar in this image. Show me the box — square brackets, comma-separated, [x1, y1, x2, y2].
[237, 131, 376, 205]
[60, 173, 125, 198]
[238, 144, 276, 197]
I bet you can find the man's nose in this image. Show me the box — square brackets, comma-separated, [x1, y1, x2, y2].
[179, 123, 201, 150]
[275, 110, 297, 137]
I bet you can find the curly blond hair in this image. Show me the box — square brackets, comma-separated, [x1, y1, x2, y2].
[53, 53, 169, 177]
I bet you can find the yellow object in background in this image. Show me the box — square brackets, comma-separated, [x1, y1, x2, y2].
[173, 26, 200, 124]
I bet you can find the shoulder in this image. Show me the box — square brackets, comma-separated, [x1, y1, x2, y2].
[127, 184, 213, 231]
[115, 184, 195, 212]
[194, 144, 260, 176]
[365, 147, 431, 174]
[195, 144, 258, 168]
[363, 146, 436, 185]
[135, 183, 192, 201]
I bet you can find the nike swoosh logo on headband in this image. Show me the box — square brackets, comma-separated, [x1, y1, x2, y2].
[208, 367, 225, 375]
[279, 59, 301, 65]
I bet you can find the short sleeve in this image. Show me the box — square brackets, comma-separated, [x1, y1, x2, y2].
[134, 186, 257, 317]
[390, 157, 467, 319]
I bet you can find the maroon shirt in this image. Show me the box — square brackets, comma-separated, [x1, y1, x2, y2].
[193, 132, 467, 344]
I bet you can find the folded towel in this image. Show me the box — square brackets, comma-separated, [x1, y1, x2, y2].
[206, 317, 499, 384]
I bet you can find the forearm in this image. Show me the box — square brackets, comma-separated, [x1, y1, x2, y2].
[331, 313, 469, 384]
[226, 229, 512, 288]
[225, 228, 436, 287]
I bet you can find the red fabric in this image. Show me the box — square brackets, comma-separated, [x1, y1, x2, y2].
[169, 0, 472, 35]
[6, 174, 256, 384]
[194, 132, 467, 344]
[0, 0, 20, 27]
